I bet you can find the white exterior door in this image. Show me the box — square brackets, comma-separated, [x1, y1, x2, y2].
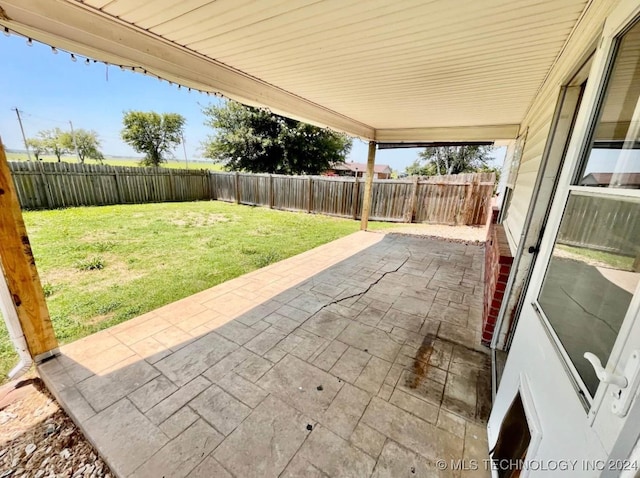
[491, 1, 640, 474]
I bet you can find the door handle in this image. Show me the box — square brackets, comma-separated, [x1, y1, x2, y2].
[584, 351, 640, 417]
[583, 352, 628, 388]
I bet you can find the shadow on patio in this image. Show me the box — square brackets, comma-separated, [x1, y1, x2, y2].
[38, 231, 492, 478]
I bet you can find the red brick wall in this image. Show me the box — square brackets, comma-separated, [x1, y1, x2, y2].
[482, 220, 513, 347]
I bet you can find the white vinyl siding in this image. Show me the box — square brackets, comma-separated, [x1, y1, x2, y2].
[502, 0, 619, 253]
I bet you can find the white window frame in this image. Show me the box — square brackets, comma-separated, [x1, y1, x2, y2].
[524, 0, 640, 419]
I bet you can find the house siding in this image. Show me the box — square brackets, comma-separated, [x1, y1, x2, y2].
[490, 0, 631, 467]
[502, 0, 618, 251]
[497, 0, 619, 349]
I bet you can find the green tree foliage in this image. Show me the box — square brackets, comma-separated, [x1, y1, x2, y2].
[121, 111, 186, 166]
[405, 160, 436, 177]
[201, 101, 352, 175]
[60, 129, 104, 163]
[25, 137, 46, 161]
[38, 128, 69, 162]
[408, 145, 494, 176]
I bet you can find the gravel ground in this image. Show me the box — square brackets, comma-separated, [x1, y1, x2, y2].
[373, 223, 489, 244]
[0, 373, 112, 478]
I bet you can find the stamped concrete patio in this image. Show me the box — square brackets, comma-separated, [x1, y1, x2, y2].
[38, 231, 492, 478]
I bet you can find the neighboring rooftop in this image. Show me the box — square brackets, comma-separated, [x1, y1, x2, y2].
[581, 172, 640, 188]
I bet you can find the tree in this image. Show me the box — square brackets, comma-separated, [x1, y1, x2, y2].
[409, 145, 494, 176]
[405, 159, 436, 177]
[121, 111, 185, 166]
[39, 128, 69, 162]
[60, 129, 104, 163]
[25, 137, 46, 161]
[201, 101, 352, 175]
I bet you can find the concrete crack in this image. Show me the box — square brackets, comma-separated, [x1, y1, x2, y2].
[319, 251, 412, 312]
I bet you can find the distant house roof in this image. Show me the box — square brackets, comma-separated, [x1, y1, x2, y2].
[581, 172, 640, 187]
[332, 162, 392, 174]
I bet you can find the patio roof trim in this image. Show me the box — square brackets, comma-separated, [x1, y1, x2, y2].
[2, 0, 525, 144]
[1, 0, 376, 140]
[375, 124, 521, 143]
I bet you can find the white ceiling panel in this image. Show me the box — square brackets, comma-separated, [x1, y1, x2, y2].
[2, 0, 598, 140]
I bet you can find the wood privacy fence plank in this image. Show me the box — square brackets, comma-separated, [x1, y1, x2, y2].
[8, 162, 494, 226]
[557, 194, 640, 257]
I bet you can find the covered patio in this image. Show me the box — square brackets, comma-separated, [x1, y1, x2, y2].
[38, 231, 490, 477]
[1, 0, 613, 475]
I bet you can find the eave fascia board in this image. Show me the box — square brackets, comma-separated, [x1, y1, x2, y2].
[1, 0, 375, 140]
[375, 124, 521, 143]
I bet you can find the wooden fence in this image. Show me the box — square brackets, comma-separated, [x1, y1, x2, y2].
[557, 193, 640, 257]
[8, 161, 495, 226]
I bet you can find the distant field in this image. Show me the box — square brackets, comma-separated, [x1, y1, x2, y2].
[6, 152, 224, 171]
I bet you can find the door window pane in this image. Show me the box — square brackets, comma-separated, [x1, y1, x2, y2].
[539, 193, 640, 397]
[578, 21, 640, 189]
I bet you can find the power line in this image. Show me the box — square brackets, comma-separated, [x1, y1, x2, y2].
[19, 110, 67, 126]
[18, 110, 123, 143]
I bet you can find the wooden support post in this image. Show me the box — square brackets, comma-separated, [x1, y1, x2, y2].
[0, 141, 58, 359]
[406, 176, 419, 223]
[360, 141, 377, 230]
[307, 176, 313, 213]
[352, 176, 360, 220]
[234, 171, 240, 204]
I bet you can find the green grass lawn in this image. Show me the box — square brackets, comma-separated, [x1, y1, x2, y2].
[556, 244, 635, 270]
[6, 152, 224, 171]
[0, 201, 395, 379]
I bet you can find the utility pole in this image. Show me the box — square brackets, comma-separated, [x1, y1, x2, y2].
[69, 120, 81, 163]
[12, 108, 32, 161]
[181, 132, 189, 169]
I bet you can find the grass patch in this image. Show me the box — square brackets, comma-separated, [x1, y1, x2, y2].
[74, 256, 106, 271]
[0, 201, 396, 380]
[42, 283, 57, 297]
[556, 244, 635, 270]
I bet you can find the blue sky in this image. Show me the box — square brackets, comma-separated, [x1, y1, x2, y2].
[1, 33, 505, 172]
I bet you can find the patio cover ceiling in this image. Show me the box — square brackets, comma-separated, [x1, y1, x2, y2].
[1, 0, 590, 142]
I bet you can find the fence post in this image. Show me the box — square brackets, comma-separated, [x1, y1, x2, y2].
[352, 176, 360, 220]
[113, 167, 124, 204]
[234, 171, 240, 204]
[463, 176, 479, 225]
[36, 161, 54, 208]
[168, 169, 176, 201]
[405, 176, 419, 223]
[268, 174, 274, 208]
[208, 171, 215, 200]
[307, 176, 313, 213]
